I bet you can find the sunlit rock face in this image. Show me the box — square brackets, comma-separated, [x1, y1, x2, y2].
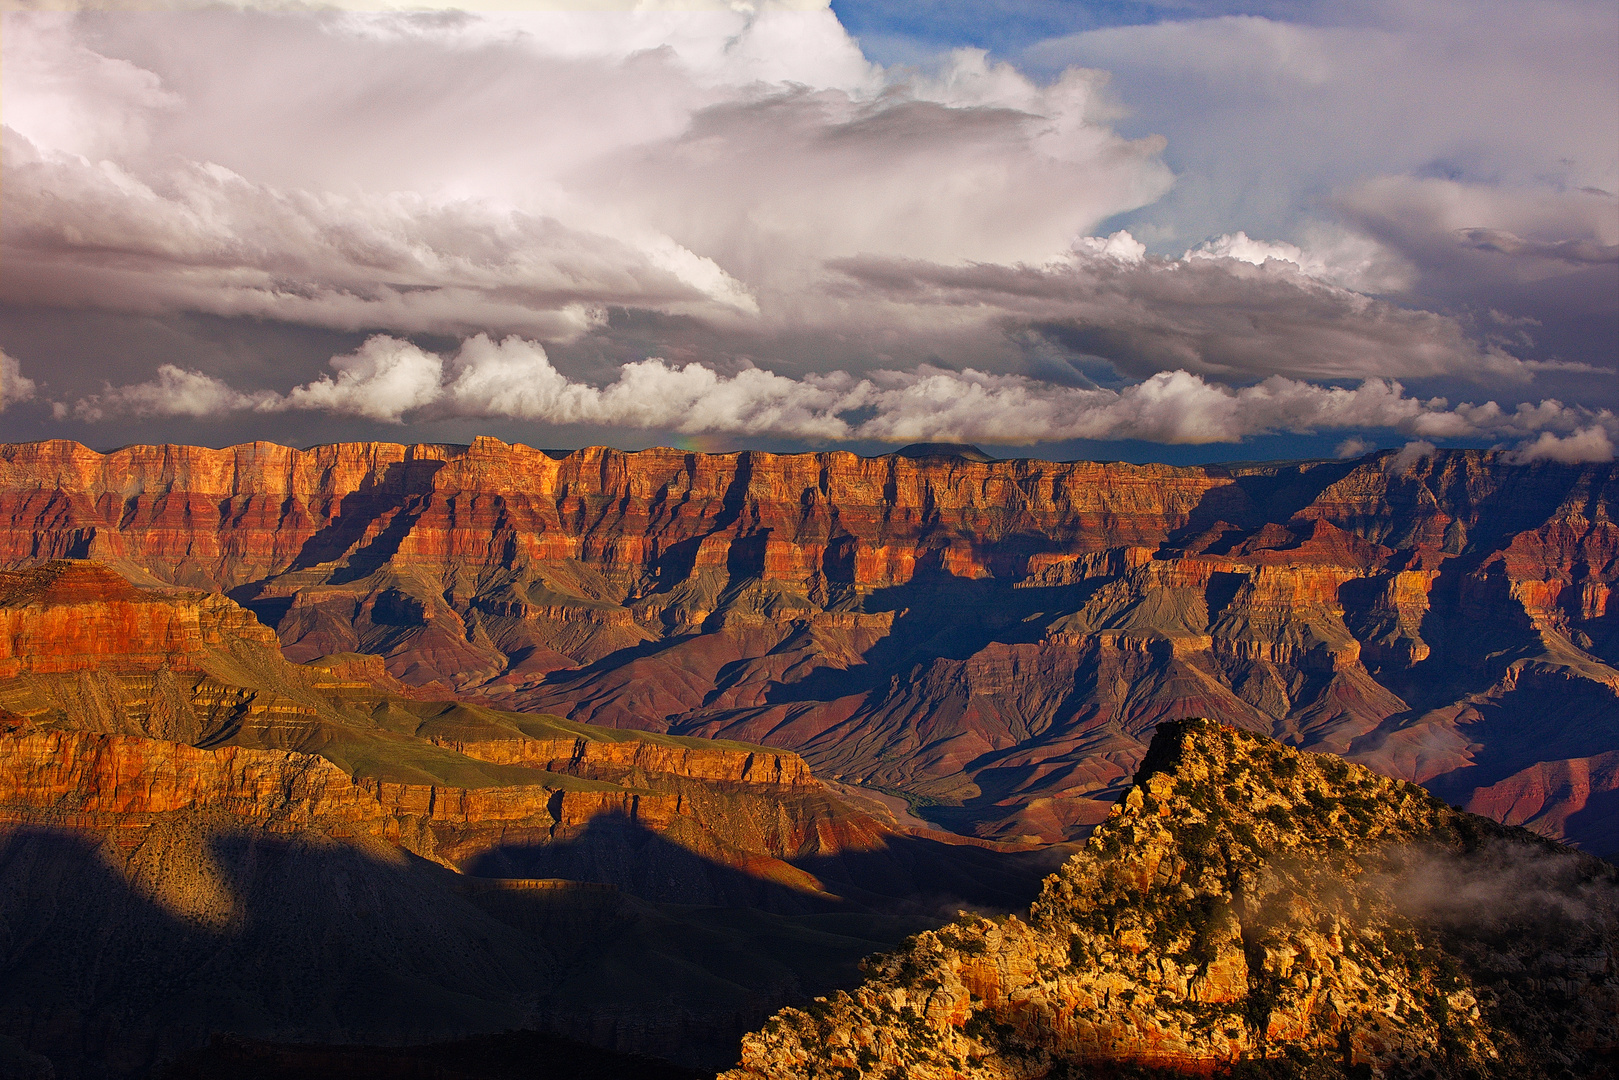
[0, 561, 1065, 1077]
[1, 439, 1617, 852]
[0, 560, 994, 910]
[721, 719, 1619, 1080]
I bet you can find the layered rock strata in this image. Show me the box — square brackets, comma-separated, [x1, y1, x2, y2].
[0, 561, 1046, 911]
[2, 440, 1616, 851]
[0, 563, 1062, 1078]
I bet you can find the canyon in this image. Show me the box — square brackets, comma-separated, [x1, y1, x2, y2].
[0, 437, 1612, 853]
[0, 560, 1058, 1078]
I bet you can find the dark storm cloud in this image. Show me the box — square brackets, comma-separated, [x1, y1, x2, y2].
[826, 248, 1583, 383]
[0, 1, 1613, 459]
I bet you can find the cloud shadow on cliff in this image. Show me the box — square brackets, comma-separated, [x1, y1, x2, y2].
[0, 814, 986, 1078]
[458, 808, 1062, 918]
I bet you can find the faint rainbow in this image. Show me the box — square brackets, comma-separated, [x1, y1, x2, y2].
[672, 434, 737, 455]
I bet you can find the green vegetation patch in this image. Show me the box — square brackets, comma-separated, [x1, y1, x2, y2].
[400, 699, 780, 754]
[312, 726, 629, 792]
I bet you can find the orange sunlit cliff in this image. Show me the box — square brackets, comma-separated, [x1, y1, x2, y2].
[1, 438, 1613, 853]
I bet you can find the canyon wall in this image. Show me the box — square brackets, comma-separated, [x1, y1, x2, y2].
[1, 438, 1615, 851]
[0, 560, 1048, 913]
[0, 561, 1068, 1077]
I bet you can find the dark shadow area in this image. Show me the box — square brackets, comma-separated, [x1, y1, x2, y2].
[1352, 547, 1543, 720]
[285, 460, 445, 575]
[1204, 571, 1247, 621]
[1424, 459, 1617, 555]
[1224, 460, 1359, 525]
[157, 1031, 703, 1080]
[1159, 459, 1357, 552]
[533, 632, 703, 690]
[1419, 675, 1619, 798]
[460, 808, 1062, 918]
[0, 792, 1075, 1079]
[725, 529, 771, 578]
[232, 593, 293, 631]
[224, 460, 449, 625]
[1563, 786, 1619, 858]
[0, 815, 972, 1080]
[651, 456, 754, 593]
[762, 567, 1106, 706]
[463, 811, 830, 914]
[654, 534, 706, 587]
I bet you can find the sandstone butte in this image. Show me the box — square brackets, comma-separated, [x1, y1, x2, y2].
[721, 718, 1619, 1080]
[0, 438, 1615, 853]
[0, 560, 1066, 1077]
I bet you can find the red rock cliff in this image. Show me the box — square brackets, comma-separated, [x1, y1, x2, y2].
[2, 440, 1616, 854]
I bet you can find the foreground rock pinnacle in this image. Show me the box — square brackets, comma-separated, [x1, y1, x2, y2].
[721, 718, 1619, 1079]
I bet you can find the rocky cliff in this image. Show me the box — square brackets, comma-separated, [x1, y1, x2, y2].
[1, 439, 1615, 852]
[0, 562, 1064, 1078]
[721, 718, 1619, 1080]
[0, 561, 1053, 911]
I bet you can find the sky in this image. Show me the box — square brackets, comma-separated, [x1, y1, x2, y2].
[0, 0, 1614, 463]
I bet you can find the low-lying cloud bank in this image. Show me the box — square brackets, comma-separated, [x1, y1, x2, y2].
[50, 334, 1618, 459]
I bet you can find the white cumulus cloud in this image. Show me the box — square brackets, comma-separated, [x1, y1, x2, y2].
[58, 335, 1619, 450]
[1508, 426, 1616, 464]
[0, 351, 37, 412]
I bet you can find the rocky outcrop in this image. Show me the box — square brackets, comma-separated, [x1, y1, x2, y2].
[0, 562, 279, 677]
[427, 731, 815, 788]
[0, 563, 1071, 1078]
[0, 721, 846, 901]
[721, 718, 1619, 1080]
[2, 440, 1616, 851]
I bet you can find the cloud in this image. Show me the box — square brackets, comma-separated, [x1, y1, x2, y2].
[1386, 440, 1437, 473]
[1022, 1, 1619, 373]
[0, 10, 180, 162]
[66, 364, 268, 423]
[280, 336, 446, 423]
[1333, 177, 1619, 331]
[1335, 436, 1374, 459]
[0, 127, 753, 338]
[58, 334, 1619, 449]
[1072, 229, 1147, 264]
[0, 9, 1167, 341]
[0, 351, 38, 412]
[1182, 229, 1411, 293]
[1384, 838, 1612, 930]
[1508, 426, 1615, 464]
[4, 0, 1616, 450]
[442, 334, 864, 437]
[831, 245, 1580, 383]
[1025, 2, 1618, 233]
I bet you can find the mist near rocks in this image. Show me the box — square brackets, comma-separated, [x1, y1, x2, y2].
[1381, 837, 1619, 933]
